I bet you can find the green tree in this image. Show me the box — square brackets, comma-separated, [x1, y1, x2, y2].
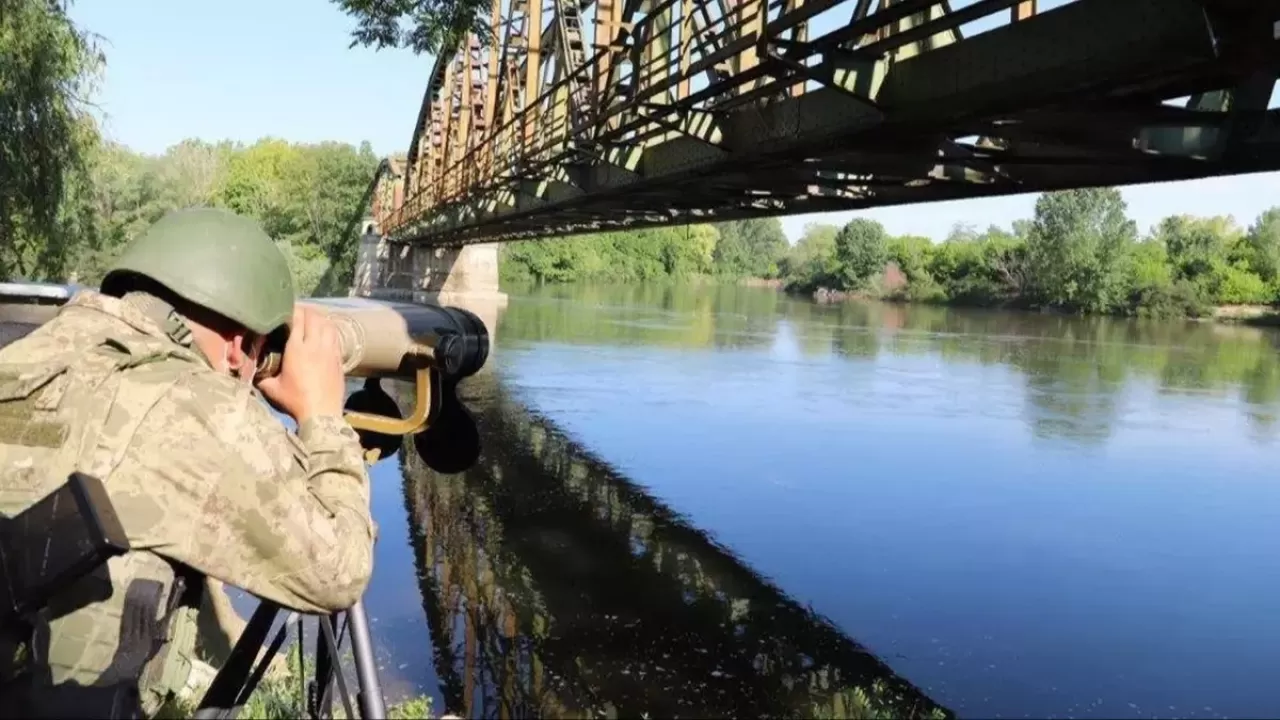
[885, 235, 933, 281]
[833, 218, 888, 291]
[0, 0, 104, 280]
[276, 141, 379, 281]
[884, 234, 943, 302]
[923, 226, 1026, 306]
[333, 0, 490, 56]
[712, 218, 787, 278]
[927, 237, 985, 301]
[48, 135, 377, 292]
[944, 222, 979, 244]
[787, 223, 837, 269]
[659, 224, 718, 276]
[976, 226, 1029, 300]
[1122, 238, 1210, 317]
[1157, 214, 1237, 283]
[156, 139, 230, 210]
[1026, 188, 1137, 313]
[1245, 207, 1280, 284]
[499, 223, 722, 284]
[501, 232, 605, 283]
[1153, 214, 1270, 305]
[216, 138, 294, 231]
[276, 239, 331, 297]
[1126, 239, 1173, 299]
[781, 223, 840, 292]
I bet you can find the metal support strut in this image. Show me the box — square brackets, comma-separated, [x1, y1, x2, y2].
[192, 598, 387, 720]
[347, 600, 387, 720]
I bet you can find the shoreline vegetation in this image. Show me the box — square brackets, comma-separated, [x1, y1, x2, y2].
[499, 188, 1280, 326]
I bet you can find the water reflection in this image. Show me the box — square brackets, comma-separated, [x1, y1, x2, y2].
[395, 371, 950, 719]
[493, 284, 1280, 719]
[500, 283, 1280, 445]
[501, 282, 781, 352]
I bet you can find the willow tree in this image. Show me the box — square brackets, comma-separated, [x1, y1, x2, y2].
[0, 0, 104, 281]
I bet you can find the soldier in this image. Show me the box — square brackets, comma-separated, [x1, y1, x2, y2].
[0, 208, 377, 717]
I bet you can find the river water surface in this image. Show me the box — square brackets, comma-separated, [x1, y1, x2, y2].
[362, 283, 1280, 720]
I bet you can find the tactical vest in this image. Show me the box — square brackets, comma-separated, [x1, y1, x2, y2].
[0, 293, 208, 718]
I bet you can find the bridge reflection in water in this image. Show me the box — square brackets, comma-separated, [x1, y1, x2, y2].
[392, 371, 950, 720]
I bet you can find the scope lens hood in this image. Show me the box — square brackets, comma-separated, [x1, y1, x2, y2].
[436, 306, 489, 379]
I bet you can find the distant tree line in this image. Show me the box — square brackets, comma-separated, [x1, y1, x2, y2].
[4, 134, 378, 296]
[499, 217, 790, 284]
[780, 187, 1280, 318]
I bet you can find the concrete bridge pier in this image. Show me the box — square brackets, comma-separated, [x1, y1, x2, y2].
[351, 221, 508, 353]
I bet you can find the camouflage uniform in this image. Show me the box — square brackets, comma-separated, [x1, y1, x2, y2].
[0, 209, 376, 717]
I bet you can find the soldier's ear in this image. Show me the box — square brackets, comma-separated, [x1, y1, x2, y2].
[225, 331, 255, 372]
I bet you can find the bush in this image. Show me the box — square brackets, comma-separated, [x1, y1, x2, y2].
[1215, 264, 1273, 304]
[1130, 278, 1211, 318]
[904, 274, 948, 303]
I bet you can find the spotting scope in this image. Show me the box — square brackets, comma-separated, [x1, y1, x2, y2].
[255, 298, 489, 382]
[259, 296, 491, 472]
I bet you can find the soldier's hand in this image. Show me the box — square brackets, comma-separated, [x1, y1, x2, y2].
[257, 305, 345, 424]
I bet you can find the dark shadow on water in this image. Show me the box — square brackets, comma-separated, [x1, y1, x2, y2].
[392, 371, 951, 720]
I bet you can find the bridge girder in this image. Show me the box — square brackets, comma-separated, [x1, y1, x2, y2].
[375, 0, 1280, 247]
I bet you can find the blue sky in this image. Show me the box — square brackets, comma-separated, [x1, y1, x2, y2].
[69, 0, 1280, 243]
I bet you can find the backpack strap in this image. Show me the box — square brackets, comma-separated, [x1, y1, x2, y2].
[97, 563, 203, 687]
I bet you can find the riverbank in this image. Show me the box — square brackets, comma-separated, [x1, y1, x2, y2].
[797, 284, 1280, 327]
[1212, 304, 1280, 326]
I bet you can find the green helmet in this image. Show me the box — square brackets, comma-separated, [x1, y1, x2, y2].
[101, 207, 295, 336]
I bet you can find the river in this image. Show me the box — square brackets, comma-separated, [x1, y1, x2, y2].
[349, 282, 1280, 720]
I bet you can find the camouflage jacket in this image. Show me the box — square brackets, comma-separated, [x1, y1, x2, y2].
[0, 290, 376, 712]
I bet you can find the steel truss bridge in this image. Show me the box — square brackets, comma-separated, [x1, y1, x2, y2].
[371, 0, 1280, 248]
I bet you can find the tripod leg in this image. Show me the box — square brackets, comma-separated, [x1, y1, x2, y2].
[234, 612, 296, 708]
[194, 600, 282, 719]
[318, 617, 357, 720]
[347, 600, 387, 720]
[310, 616, 336, 719]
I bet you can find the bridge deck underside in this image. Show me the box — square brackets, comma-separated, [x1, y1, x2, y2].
[382, 0, 1280, 247]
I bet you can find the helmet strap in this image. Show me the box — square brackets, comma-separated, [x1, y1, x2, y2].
[121, 291, 195, 349]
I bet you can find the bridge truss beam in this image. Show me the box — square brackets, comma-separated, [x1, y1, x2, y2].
[376, 0, 1280, 247]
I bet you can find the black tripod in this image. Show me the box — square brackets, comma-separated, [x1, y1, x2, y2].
[192, 597, 387, 720]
